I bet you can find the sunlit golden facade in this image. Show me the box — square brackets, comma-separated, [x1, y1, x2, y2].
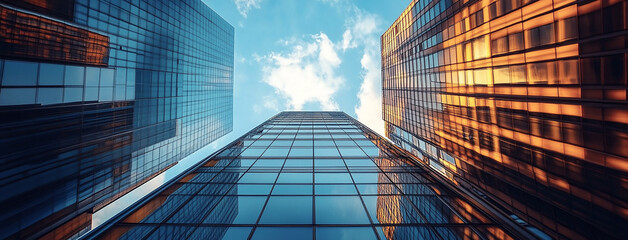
[382, 0, 628, 239]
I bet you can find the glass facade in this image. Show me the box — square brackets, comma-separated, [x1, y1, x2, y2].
[382, 0, 628, 239]
[84, 111, 533, 240]
[0, 0, 233, 239]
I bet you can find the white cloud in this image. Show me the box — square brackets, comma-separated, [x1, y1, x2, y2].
[254, 5, 385, 135]
[260, 33, 344, 110]
[346, 11, 385, 136]
[340, 10, 379, 51]
[355, 51, 385, 135]
[235, 0, 261, 18]
[341, 30, 354, 51]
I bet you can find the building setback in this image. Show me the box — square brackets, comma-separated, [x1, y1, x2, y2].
[382, 0, 627, 239]
[84, 111, 535, 240]
[0, 0, 233, 239]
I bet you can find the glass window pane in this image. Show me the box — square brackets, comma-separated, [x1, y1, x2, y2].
[189, 227, 252, 240]
[64, 87, 83, 103]
[234, 184, 273, 195]
[0, 88, 36, 105]
[277, 172, 313, 183]
[315, 184, 357, 195]
[314, 148, 341, 157]
[272, 184, 313, 195]
[203, 196, 266, 224]
[508, 32, 523, 51]
[558, 59, 579, 84]
[493, 66, 511, 84]
[238, 173, 278, 184]
[314, 159, 345, 167]
[292, 140, 312, 147]
[362, 196, 423, 224]
[251, 159, 284, 168]
[338, 147, 367, 157]
[114, 85, 126, 100]
[345, 159, 376, 167]
[316, 227, 377, 240]
[315, 173, 352, 183]
[315, 196, 370, 224]
[99, 86, 113, 101]
[2, 60, 38, 86]
[85, 67, 100, 86]
[288, 148, 313, 157]
[37, 88, 63, 105]
[283, 159, 313, 168]
[261, 148, 290, 157]
[510, 65, 527, 84]
[115, 68, 127, 85]
[39, 63, 64, 85]
[259, 196, 312, 224]
[64, 65, 85, 86]
[251, 227, 312, 240]
[350, 172, 386, 184]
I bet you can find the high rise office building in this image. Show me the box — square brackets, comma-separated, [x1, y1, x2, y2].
[0, 0, 233, 239]
[382, 0, 627, 239]
[83, 111, 536, 240]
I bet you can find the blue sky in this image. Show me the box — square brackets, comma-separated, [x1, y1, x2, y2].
[209, 0, 408, 138]
[92, 0, 409, 229]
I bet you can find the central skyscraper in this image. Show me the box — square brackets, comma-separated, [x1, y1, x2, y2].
[83, 111, 535, 240]
[0, 0, 233, 239]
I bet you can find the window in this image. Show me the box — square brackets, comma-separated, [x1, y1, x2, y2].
[470, 9, 484, 28]
[37, 88, 63, 105]
[39, 63, 64, 85]
[464, 42, 473, 62]
[474, 68, 489, 85]
[491, 36, 508, 55]
[562, 122, 583, 146]
[508, 32, 524, 51]
[479, 131, 494, 151]
[578, 7, 602, 38]
[489, 2, 499, 19]
[476, 106, 492, 123]
[475, 9, 485, 26]
[2, 60, 38, 86]
[603, 54, 626, 85]
[558, 59, 579, 84]
[557, 17, 578, 41]
[581, 57, 602, 85]
[543, 120, 562, 141]
[472, 36, 488, 60]
[0, 88, 36, 105]
[85, 67, 100, 87]
[603, 3, 624, 33]
[606, 129, 628, 158]
[513, 114, 530, 133]
[510, 65, 527, 84]
[493, 66, 511, 84]
[64, 65, 85, 85]
[527, 62, 557, 84]
[525, 23, 555, 48]
[461, 18, 468, 32]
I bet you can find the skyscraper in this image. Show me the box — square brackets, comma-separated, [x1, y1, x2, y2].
[83, 111, 535, 240]
[0, 0, 233, 239]
[382, 0, 627, 239]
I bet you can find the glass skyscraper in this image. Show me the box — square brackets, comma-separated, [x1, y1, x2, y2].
[382, 0, 627, 239]
[83, 111, 536, 240]
[0, 0, 233, 239]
